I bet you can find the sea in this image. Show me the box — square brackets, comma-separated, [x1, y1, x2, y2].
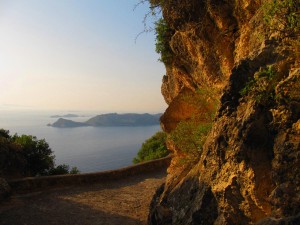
[0, 110, 161, 173]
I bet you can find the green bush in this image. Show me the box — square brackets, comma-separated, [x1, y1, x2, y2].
[169, 120, 212, 163]
[0, 129, 79, 177]
[240, 66, 278, 104]
[263, 0, 299, 37]
[155, 18, 174, 64]
[133, 131, 169, 164]
[136, 1, 173, 63]
[0, 129, 10, 139]
[181, 87, 220, 121]
[12, 134, 55, 176]
[0, 130, 25, 177]
[47, 164, 69, 175]
[47, 164, 80, 175]
[167, 87, 217, 164]
[69, 166, 80, 174]
[240, 78, 256, 97]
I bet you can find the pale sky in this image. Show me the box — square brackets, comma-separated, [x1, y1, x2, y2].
[0, 0, 167, 113]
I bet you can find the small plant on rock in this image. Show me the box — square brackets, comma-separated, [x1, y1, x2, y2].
[154, 18, 174, 64]
[169, 119, 212, 164]
[263, 0, 299, 38]
[240, 66, 278, 104]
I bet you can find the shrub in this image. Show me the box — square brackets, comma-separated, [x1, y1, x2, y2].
[69, 167, 80, 174]
[169, 120, 212, 163]
[154, 18, 174, 64]
[136, 1, 174, 64]
[240, 66, 278, 104]
[0, 130, 25, 177]
[181, 87, 220, 121]
[240, 78, 256, 97]
[167, 87, 218, 164]
[12, 134, 55, 176]
[263, 0, 299, 37]
[47, 165, 80, 175]
[133, 131, 169, 164]
[0, 129, 79, 178]
[47, 164, 69, 175]
[0, 129, 10, 139]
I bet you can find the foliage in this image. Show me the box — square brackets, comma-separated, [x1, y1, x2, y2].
[263, 0, 300, 37]
[12, 134, 55, 176]
[240, 78, 257, 97]
[133, 131, 169, 164]
[0, 129, 25, 177]
[181, 87, 220, 121]
[47, 165, 80, 175]
[48, 164, 69, 175]
[169, 120, 212, 163]
[134, 0, 162, 40]
[136, 0, 174, 64]
[155, 18, 174, 64]
[168, 87, 218, 164]
[0, 129, 10, 139]
[0, 129, 79, 178]
[69, 166, 80, 174]
[240, 66, 278, 104]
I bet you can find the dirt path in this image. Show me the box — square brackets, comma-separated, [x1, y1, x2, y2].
[0, 170, 166, 225]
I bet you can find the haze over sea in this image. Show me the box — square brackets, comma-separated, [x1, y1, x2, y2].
[0, 110, 161, 173]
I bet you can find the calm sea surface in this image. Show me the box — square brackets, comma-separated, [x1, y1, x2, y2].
[0, 110, 161, 173]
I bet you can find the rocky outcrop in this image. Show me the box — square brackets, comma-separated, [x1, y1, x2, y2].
[149, 0, 299, 224]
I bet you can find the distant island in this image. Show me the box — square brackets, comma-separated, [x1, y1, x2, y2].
[48, 113, 162, 128]
[50, 114, 83, 118]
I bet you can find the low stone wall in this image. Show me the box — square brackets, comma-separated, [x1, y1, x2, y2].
[8, 156, 171, 193]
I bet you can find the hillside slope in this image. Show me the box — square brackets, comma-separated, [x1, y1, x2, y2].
[148, 0, 299, 224]
[85, 113, 161, 126]
[50, 113, 161, 127]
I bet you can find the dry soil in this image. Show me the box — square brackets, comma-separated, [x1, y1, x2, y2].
[0, 169, 166, 225]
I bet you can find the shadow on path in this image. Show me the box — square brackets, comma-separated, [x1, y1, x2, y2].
[0, 170, 167, 225]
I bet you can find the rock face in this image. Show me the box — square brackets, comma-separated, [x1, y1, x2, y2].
[149, 0, 299, 224]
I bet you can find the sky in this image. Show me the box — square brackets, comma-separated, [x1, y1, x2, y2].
[0, 0, 167, 113]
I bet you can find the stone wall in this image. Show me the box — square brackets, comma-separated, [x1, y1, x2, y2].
[8, 156, 171, 194]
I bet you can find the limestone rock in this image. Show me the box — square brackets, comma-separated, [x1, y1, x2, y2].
[149, 0, 300, 224]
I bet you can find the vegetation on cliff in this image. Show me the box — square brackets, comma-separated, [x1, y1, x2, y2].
[137, 0, 175, 64]
[154, 18, 174, 64]
[169, 120, 212, 164]
[0, 129, 79, 178]
[166, 87, 218, 164]
[133, 131, 168, 164]
[240, 66, 279, 104]
[263, 0, 299, 37]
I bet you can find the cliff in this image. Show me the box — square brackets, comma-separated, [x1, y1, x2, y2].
[148, 0, 299, 224]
